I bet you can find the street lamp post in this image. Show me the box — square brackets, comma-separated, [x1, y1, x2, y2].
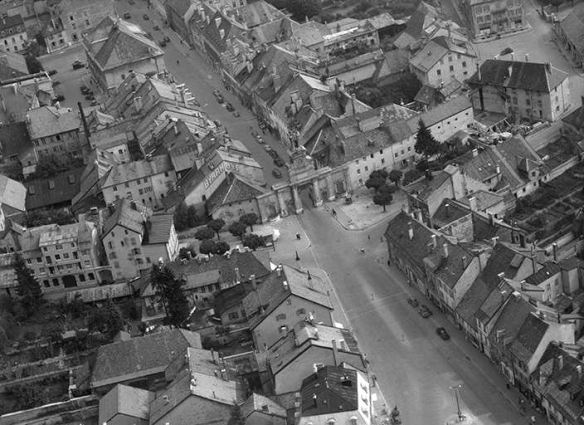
[449, 384, 464, 422]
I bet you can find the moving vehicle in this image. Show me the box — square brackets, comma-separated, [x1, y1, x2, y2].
[72, 61, 85, 70]
[272, 169, 282, 178]
[407, 297, 418, 308]
[436, 327, 450, 340]
[123, 12, 131, 19]
[158, 39, 167, 47]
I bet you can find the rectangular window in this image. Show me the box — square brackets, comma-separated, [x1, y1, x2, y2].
[113, 186, 117, 191]
[55, 254, 61, 260]
[449, 65, 454, 72]
[357, 169, 361, 174]
[88, 273, 95, 280]
[63, 253, 69, 259]
[437, 69, 442, 76]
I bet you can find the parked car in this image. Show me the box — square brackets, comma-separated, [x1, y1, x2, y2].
[418, 304, 432, 318]
[256, 135, 264, 144]
[268, 149, 278, 159]
[158, 40, 167, 47]
[47, 69, 58, 76]
[272, 169, 282, 178]
[143, 14, 149, 20]
[123, 12, 131, 19]
[72, 60, 85, 70]
[274, 157, 285, 167]
[436, 327, 450, 340]
[215, 93, 224, 103]
[233, 110, 240, 117]
[153, 25, 160, 30]
[164, 36, 170, 43]
[251, 130, 258, 138]
[225, 102, 234, 112]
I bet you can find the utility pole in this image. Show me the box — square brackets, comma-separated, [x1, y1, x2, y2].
[449, 384, 464, 421]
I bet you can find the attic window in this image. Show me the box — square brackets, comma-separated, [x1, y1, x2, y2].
[340, 377, 352, 387]
[48, 180, 55, 190]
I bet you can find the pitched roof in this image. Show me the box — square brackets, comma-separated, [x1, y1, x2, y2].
[509, 313, 549, 364]
[102, 155, 173, 188]
[102, 198, 152, 238]
[242, 265, 332, 329]
[456, 278, 493, 329]
[98, 384, 154, 425]
[559, 4, 584, 56]
[410, 36, 474, 72]
[525, 261, 562, 286]
[27, 106, 82, 140]
[488, 295, 534, 345]
[468, 59, 569, 93]
[93, 19, 164, 70]
[207, 173, 266, 215]
[0, 122, 31, 158]
[144, 214, 174, 245]
[91, 329, 202, 388]
[269, 321, 363, 376]
[407, 95, 472, 131]
[25, 167, 84, 210]
[0, 50, 28, 80]
[241, 393, 287, 419]
[0, 174, 26, 212]
[300, 366, 361, 417]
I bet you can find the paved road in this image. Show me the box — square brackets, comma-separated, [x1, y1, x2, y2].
[116, 0, 289, 187]
[293, 205, 542, 425]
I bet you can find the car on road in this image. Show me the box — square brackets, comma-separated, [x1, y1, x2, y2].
[225, 102, 234, 112]
[47, 69, 58, 76]
[143, 14, 149, 20]
[123, 12, 131, 19]
[233, 110, 240, 117]
[436, 327, 450, 340]
[256, 135, 264, 144]
[153, 25, 160, 30]
[418, 304, 432, 318]
[274, 157, 285, 167]
[215, 93, 224, 103]
[72, 61, 85, 70]
[251, 130, 258, 138]
[158, 39, 167, 47]
[272, 169, 282, 178]
[164, 36, 170, 43]
[268, 149, 278, 159]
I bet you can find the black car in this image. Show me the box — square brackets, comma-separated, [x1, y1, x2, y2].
[437, 327, 450, 340]
[143, 14, 149, 20]
[225, 102, 234, 112]
[272, 169, 282, 178]
[72, 61, 85, 70]
[418, 304, 432, 318]
[274, 157, 285, 167]
[158, 40, 167, 47]
[47, 69, 58, 76]
[268, 150, 278, 159]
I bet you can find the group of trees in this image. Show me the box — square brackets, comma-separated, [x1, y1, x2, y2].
[150, 265, 190, 328]
[173, 202, 202, 232]
[354, 74, 421, 108]
[364, 169, 402, 211]
[25, 208, 76, 228]
[267, 0, 322, 21]
[30, 154, 84, 180]
[194, 213, 266, 254]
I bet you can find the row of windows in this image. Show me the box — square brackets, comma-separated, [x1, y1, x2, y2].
[436, 62, 468, 76]
[42, 272, 95, 288]
[0, 27, 23, 37]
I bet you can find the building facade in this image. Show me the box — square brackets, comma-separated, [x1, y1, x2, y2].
[462, 0, 525, 39]
[0, 15, 28, 53]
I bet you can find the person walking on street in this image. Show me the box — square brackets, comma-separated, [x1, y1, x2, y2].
[177, 60, 180, 65]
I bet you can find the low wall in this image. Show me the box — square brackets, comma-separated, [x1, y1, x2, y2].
[0, 395, 98, 425]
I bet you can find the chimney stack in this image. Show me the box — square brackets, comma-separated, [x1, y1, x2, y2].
[408, 222, 414, 240]
[577, 365, 582, 380]
[472, 148, 478, 157]
[558, 355, 564, 370]
[235, 267, 241, 283]
[461, 256, 467, 269]
[468, 197, 477, 212]
[431, 234, 437, 249]
[552, 243, 558, 262]
[531, 250, 537, 274]
[331, 339, 339, 367]
[415, 209, 423, 223]
[443, 243, 449, 259]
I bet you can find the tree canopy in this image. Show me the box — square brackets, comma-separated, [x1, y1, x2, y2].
[207, 219, 226, 240]
[199, 239, 217, 255]
[414, 120, 441, 158]
[174, 202, 201, 231]
[150, 265, 190, 328]
[373, 186, 393, 211]
[239, 213, 259, 232]
[287, 0, 322, 21]
[228, 221, 247, 241]
[243, 234, 265, 251]
[13, 253, 43, 314]
[87, 299, 124, 339]
[194, 227, 215, 241]
[389, 170, 403, 185]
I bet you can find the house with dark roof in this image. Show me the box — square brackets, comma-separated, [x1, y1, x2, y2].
[409, 36, 477, 88]
[98, 384, 154, 425]
[297, 365, 371, 425]
[150, 345, 246, 425]
[532, 342, 584, 425]
[243, 264, 333, 350]
[24, 167, 84, 211]
[90, 328, 202, 393]
[0, 14, 28, 53]
[267, 320, 365, 395]
[241, 392, 287, 425]
[56, 0, 116, 45]
[0, 50, 27, 80]
[140, 249, 269, 320]
[0, 72, 54, 125]
[468, 59, 571, 122]
[83, 18, 166, 92]
[555, 3, 584, 69]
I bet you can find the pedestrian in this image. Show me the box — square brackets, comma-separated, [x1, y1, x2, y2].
[387, 259, 391, 266]
[367, 234, 371, 240]
[296, 233, 301, 240]
[506, 383, 510, 390]
[360, 247, 365, 253]
[332, 208, 336, 217]
[530, 416, 536, 424]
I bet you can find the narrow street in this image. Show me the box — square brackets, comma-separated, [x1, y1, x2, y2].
[116, 1, 290, 187]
